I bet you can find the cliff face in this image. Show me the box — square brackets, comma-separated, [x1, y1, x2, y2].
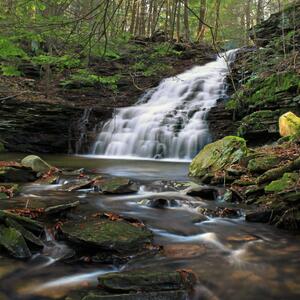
[208, 2, 300, 146]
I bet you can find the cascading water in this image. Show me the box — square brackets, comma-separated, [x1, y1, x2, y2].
[92, 49, 237, 160]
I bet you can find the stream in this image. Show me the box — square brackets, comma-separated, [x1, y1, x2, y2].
[1, 154, 300, 300]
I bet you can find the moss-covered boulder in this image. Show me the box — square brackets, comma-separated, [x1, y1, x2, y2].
[21, 155, 52, 173]
[0, 225, 31, 258]
[60, 214, 153, 253]
[279, 112, 300, 138]
[98, 270, 196, 292]
[265, 172, 299, 193]
[0, 167, 36, 183]
[189, 136, 248, 178]
[248, 155, 282, 174]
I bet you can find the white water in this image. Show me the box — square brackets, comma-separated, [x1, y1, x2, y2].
[92, 50, 237, 160]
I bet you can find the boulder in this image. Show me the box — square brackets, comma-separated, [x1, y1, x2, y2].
[265, 172, 299, 193]
[279, 112, 300, 138]
[21, 155, 52, 173]
[93, 178, 138, 194]
[0, 225, 31, 258]
[189, 136, 248, 178]
[0, 167, 36, 183]
[60, 214, 153, 253]
[248, 155, 282, 174]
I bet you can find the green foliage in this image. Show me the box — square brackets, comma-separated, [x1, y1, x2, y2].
[31, 55, 81, 71]
[0, 37, 27, 60]
[151, 43, 182, 58]
[61, 69, 120, 90]
[131, 61, 171, 77]
[1, 65, 21, 76]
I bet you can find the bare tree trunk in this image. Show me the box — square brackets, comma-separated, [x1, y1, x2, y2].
[256, 0, 264, 23]
[129, 0, 138, 34]
[183, 0, 190, 41]
[139, 0, 146, 36]
[176, 0, 181, 41]
[196, 0, 207, 42]
[214, 0, 221, 42]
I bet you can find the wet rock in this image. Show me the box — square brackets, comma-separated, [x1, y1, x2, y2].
[21, 155, 52, 173]
[265, 172, 299, 193]
[0, 225, 31, 258]
[93, 178, 138, 194]
[248, 155, 282, 174]
[98, 270, 196, 293]
[192, 214, 209, 223]
[189, 136, 248, 178]
[184, 184, 219, 201]
[245, 210, 272, 223]
[4, 218, 43, 248]
[0, 166, 36, 183]
[223, 188, 244, 203]
[197, 207, 241, 218]
[60, 213, 153, 253]
[61, 179, 95, 192]
[0, 210, 43, 233]
[139, 198, 179, 209]
[35, 173, 59, 184]
[163, 244, 207, 258]
[44, 201, 80, 214]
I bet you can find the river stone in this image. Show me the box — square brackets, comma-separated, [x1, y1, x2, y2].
[0, 167, 36, 183]
[0, 225, 31, 258]
[60, 214, 153, 253]
[98, 270, 196, 292]
[60, 179, 95, 192]
[189, 136, 248, 178]
[185, 186, 219, 200]
[0, 210, 43, 233]
[94, 178, 138, 194]
[21, 155, 52, 173]
[80, 290, 188, 300]
[4, 218, 43, 248]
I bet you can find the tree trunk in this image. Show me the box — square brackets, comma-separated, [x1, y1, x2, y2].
[214, 0, 221, 42]
[256, 0, 264, 24]
[176, 1, 181, 41]
[183, 0, 190, 41]
[196, 0, 207, 42]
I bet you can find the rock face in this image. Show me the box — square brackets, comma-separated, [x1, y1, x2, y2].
[0, 98, 108, 154]
[279, 112, 300, 138]
[189, 136, 248, 178]
[208, 2, 300, 146]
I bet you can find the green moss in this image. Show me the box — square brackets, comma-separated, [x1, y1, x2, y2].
[248, 155, 282, 174]
[189, 136, 248, 178]
[265, 172, 299, 193]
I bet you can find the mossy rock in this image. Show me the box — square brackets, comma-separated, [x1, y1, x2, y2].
[0, 143, 5, 153]
[0, 167, 36, 183]
[189, 136, 248, 178]
[93, 177, 138, 194]
[0, 225, 31, 258]
[21, 155, 52, 173]
[60, 215, 153, 253]
[248, 155, 282, 174]
[265, 172, 299, 193]
[98, 270, 196, 292]
[237, 110, 281, 142]
[279, 112, 300, 138]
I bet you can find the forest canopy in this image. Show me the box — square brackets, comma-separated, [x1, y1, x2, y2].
[0, 0, 296, 77]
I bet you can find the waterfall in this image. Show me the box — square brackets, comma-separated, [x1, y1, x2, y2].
[92, 49, 237, 160]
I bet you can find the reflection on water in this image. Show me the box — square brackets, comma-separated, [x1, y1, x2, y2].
[0, 154, 300, 299]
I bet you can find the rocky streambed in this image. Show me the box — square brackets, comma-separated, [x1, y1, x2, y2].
[0, 154, 300, 300]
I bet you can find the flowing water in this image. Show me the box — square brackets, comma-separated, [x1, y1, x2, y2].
[92, 50, 237, 160]
[1, 154, 300, 300]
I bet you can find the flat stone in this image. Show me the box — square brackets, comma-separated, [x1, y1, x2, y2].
[93, 178, 138, 194]
[0, 225, 31, 258]
[60, 214, 153, 253]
